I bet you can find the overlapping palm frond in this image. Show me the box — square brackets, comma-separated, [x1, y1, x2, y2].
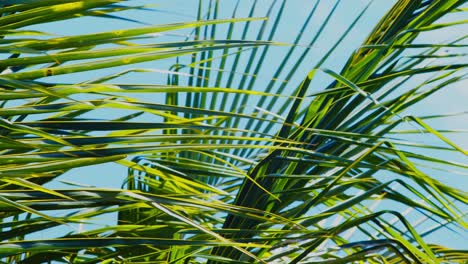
[0, 0, 467, 263]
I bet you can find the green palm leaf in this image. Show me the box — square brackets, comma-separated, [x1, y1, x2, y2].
[0, 0, 466, 263]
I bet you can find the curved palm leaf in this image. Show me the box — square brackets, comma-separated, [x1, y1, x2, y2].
[0, 0, 466, 263]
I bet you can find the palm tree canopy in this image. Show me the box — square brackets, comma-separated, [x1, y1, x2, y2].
[0, 0, 467, 263]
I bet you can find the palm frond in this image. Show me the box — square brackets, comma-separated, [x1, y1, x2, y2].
[0, 0, 467, 263]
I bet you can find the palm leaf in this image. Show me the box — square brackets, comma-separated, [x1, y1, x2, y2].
[0, 0, 467, 263]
